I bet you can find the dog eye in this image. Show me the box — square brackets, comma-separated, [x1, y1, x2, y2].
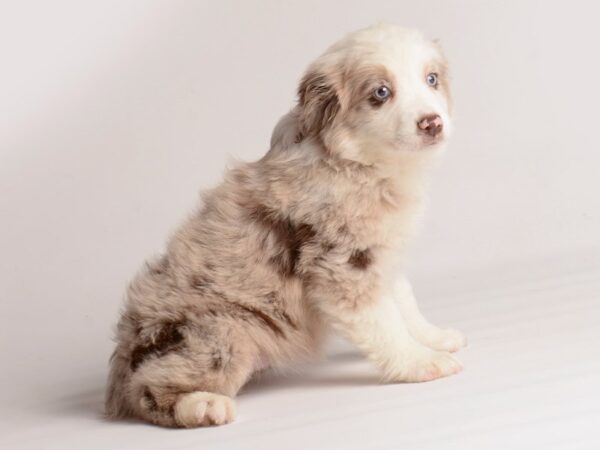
[373, 86, 391, 101]
[426, 73, 438, 87]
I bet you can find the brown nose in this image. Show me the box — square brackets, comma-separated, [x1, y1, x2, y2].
[417, 114, 443, 137]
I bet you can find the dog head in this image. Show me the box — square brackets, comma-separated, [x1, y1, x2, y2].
[295, 24, 452, 166]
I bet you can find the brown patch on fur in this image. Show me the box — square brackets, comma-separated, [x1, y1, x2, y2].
[368, 95, 387, 108]
[352, 66, 395, 110]
[190, 274, 210, 291]
[297, 70, 340, 138]
[265, 291, 278, 304]
[280, 311, 298, 330]
[248, 204, 317, 276]
[269, 252, 293, 277]
[211, 344, 233, 371]
[264, 292, 298, 330]
[306, 64, 397, 155]
[347, 64, 396, 109]
[337, 224, 349, 234]
[321, 242, 336, 252]
[130, 321, 186, 371]
[143, 387, 158, 411]
[233, 303, 284, 337]
[297, 64, 397, 140]
[211, 351, 223, 370]
[293, 223, 318, 263]
[348, 249, 373, 270]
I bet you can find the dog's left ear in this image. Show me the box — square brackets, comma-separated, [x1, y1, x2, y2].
[296, 69, 341, 140]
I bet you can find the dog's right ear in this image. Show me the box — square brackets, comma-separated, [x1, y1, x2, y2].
[297, 69, 341, 140]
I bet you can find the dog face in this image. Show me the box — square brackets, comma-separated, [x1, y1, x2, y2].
[297, 24, 452, 166]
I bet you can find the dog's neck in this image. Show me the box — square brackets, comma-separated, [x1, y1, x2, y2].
[263, 137, 438, 221]
[268, 108, 441, 190]
[262, 109, 443, 232]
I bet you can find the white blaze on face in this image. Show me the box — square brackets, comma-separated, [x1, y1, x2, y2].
[383, 33, 453, 148]
[300, 24, 453, 167]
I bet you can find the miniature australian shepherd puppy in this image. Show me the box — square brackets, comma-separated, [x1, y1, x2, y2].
[106, 23, 467, 428]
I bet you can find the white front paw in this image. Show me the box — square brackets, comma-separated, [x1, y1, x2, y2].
[418, 328, 468, 353]
[435, 328, 468, 353]
[389, 349, 463, 383]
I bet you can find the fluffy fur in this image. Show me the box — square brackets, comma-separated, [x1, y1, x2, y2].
[105, 23, 467, 428]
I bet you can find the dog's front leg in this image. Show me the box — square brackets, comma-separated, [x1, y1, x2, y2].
[318, 293, 463, 382]
[394, 276, 467, 353]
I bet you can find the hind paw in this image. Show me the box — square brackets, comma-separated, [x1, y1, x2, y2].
[174, 391, 236, 427]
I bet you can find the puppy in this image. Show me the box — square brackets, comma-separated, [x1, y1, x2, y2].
[105, 23, 467, 428]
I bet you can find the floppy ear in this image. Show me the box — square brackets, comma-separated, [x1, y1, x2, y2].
[297, 69, 341, 139]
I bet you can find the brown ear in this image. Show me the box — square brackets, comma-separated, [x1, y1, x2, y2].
[297, 70, 341, 139]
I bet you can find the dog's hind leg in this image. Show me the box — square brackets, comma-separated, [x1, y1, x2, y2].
[121, 320, 258, 428]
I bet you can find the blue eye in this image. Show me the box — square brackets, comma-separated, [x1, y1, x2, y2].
[426, 73, 438, 87]
[373, 86, 391, 101]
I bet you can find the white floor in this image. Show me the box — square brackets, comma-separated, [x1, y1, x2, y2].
[2, 252, 599, 450]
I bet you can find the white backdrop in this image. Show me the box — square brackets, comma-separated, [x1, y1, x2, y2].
[1, 2, 599, 449]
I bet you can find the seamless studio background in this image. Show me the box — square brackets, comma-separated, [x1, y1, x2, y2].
[1, 1, 599, 449]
